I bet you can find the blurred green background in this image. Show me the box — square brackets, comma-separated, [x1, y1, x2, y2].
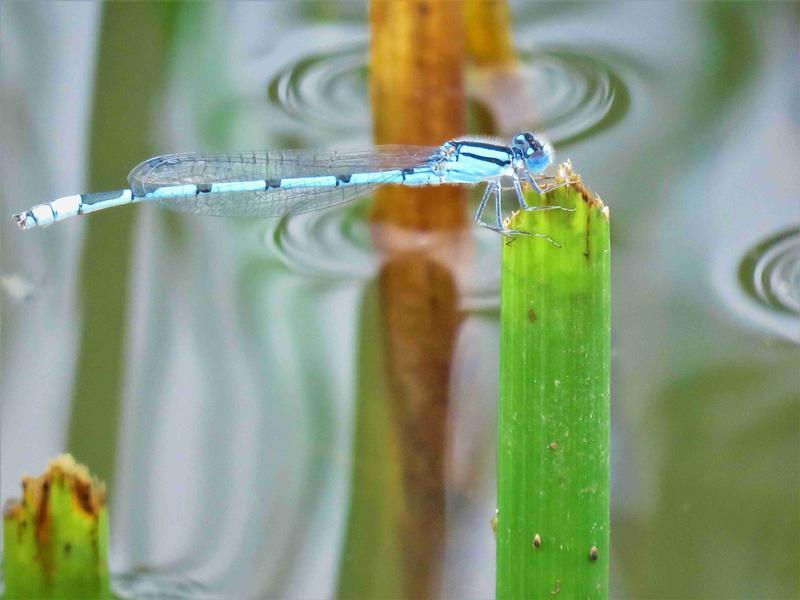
[1, 2, 798, 598]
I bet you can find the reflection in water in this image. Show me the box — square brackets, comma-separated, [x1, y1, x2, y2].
[621, 362, 800, 598]
[347, 0, 468, 596]
[732, 226, 800, 343]
[378, 254, 464, 597]
[68, 1, 180, 489]
[268, 207, 502, 318]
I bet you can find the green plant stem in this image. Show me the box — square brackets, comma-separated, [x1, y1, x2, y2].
[497, 167, 611, 598]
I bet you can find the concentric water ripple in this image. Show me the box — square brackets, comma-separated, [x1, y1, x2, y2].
[718, 226, 800, 344]
[113, 571, 207, 599]
[262, 194, 502, 308]
[738, 227, 800, 318]
[266, 43, 630, 146]
[265, 201, 376, 280]
[267, 44, 368, 133]
[515, 47, 629, 147]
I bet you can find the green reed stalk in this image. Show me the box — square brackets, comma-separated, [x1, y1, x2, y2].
[496, 165, 611, 598]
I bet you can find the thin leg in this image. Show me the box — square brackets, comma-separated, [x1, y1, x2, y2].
[513, 175, 562, 211]
[526, 172, 580, 194]
[475, 180, 561, 245]
[475, 180, 513, 236]
[523, 172, 575, 213]
[525, 172, 573, 194]
[524, 172, 546, 194]
[473, 182, 493, 225]
[494, 182, 504, 230]
[513, 176, 530, 209]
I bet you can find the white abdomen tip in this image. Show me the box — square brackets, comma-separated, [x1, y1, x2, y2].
[12, 211, 33, 230]
[12, 194, 82, 231]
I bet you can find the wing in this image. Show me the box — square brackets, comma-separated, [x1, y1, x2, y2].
[126, 146, 439, 218]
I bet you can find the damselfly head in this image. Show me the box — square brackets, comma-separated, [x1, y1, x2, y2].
[511, 131, 552, 173]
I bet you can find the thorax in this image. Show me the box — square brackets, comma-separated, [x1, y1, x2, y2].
[438, 140, 514, 183]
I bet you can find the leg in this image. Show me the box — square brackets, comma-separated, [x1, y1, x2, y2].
[494, 182, 504, 230]
[473, 181, 494, 226]
[524, 172, 575, 194]
[522, 172, 575, 213]
[525, 172, 580, 193]
[475, 180, 561, 245]
[524, 172, 546, 194]
[492, 185, 525, 238]
[474, 180, 512, 233]
[513, 176, 530, 209]
[514, 175, 566, 211]
[475, 181, 515, 236]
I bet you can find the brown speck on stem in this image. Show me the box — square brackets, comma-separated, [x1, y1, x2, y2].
[589, 545, 599, 561]
[532, 533, 542, 548]
[36, 479, 51, 546]
[74, 479, 94, 515]
[549, 441, 559, 450]
[527, 308, 537, 322]
[550, 578, 561, 595]
[584, 208, 591, 260]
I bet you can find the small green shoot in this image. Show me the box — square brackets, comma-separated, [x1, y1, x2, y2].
[3, 455, 111, 600]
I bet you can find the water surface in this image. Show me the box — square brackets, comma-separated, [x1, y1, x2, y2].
[1, 2, 798, 598]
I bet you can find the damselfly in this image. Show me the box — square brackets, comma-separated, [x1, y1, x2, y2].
[12, 131, 571, 240]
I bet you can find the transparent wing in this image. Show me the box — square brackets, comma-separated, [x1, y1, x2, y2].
[128, 147, 441, 193]
[127, 146, 439, 218]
